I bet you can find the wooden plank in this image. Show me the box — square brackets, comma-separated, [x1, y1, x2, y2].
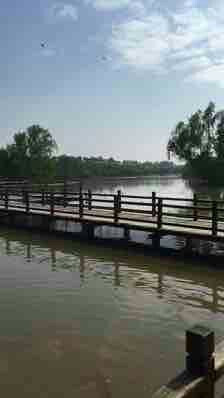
[215, 340, 224, 380]
[121, 200, 151, 206]
[91, 198, 114, 204]
[119, 207, 152, 214]
[121, 194, 152, 199]
[152, 371, 204, 398]
[162, 221, 211, 231]
[91, 193, 114, 197]
[118, 216, 156, 225]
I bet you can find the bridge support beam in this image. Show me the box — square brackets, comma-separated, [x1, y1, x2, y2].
[41, 215, 51, 232]
[123, 227, 130, 240]
[152, 233, 161, 250]
[185, 236, 193, 254]
[82, 223, 95, 239]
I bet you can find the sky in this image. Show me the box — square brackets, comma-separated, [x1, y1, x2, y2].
[2, 0, 224, 161]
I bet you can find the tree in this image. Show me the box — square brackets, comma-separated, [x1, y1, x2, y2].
[215, 115, 224, 159]
[167, 102, 218, 162]
[0, 149, 10, 177]
[6, 132, 29, 177]
[202, 101, 216, 156]
[6, 125, 57, 179]
[167, 102, 224, 182]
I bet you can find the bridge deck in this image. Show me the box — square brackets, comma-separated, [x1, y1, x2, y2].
[1, 201, 224, 241]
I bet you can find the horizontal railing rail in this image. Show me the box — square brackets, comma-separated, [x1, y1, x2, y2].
[0, 190, 223, 237]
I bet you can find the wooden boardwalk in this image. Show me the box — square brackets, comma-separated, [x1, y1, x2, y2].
[0, 190, 224, 244]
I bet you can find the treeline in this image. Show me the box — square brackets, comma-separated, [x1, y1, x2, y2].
[0, 125, 180, 180]
[54, 156, 181, 178]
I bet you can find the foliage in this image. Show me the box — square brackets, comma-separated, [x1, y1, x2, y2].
[3, 125, 57, 180]
[167, 102, 224, 183]
[54, 156, 181, 178]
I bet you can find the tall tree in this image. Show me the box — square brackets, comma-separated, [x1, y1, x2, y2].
[167, 102, 224, 162]
[215, 115, 224, 159]
[167, 102, 224, 182]
[7, 125, 57, 179]
[202, 101, 216, 156]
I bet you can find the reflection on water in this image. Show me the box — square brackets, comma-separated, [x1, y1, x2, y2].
[82, 175, 192, 198]
[1, 228, 224, 314]
[0, 226, 224, 396]
[81, 175, 224, 203]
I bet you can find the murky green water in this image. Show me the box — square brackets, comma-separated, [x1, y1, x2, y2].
[1, 176, 224, 397]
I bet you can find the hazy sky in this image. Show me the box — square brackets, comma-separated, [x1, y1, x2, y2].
[2, 0, 224, 161]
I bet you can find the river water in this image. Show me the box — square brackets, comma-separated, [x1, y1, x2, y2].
[1, 176, 224, 397]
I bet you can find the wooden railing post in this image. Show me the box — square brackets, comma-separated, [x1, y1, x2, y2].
[88, 189, 92, 210]
[41, 190, 45, 206]
[212, 201, 218, 236]
[114, 194, 119, 223]
[79, 191, 84, 219]
[193, 193, 198, 221]
[5, 190, 8, 210]
[50, 192, 54, 216]
[22, 189, 26, 204]
[63, 180, 67, 207]
[186, 325, 215, 397]
[63, 191, 67, 208]
[117, 190, 122, 212]
[26, 191, 30, 213]
[63, 177, 67, 206]
[152, 191, 156, 217]
[157, 198, 163, 230]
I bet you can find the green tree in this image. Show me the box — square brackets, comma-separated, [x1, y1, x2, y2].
[7, 125, 57, 180]
[168, 103, 217, 162]
[6, 132, 29, 176]
[215, 114, 224, 159]
[167, 102, 224, 183]
[202, 101, 216, 156]
[0, 149, 10, 177]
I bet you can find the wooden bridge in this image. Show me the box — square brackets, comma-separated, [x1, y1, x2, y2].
[0, 189, 224, 249]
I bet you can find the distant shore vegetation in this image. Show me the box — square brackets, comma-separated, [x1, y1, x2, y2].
[0, 125, 180, 181]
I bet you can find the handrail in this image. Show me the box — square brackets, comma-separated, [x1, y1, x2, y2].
[152, 325, 224, 398]
[0, 190, 224, 238]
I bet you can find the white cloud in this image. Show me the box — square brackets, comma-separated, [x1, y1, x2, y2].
[173, 56, 212, 72]
[184, 0, 197, 8]
[170, 46, 207, 61]
[190, 63, 224, 86]
[107, 1, 224, 86]
[85, 0, 149, 14]
[49, 3, 78, 22]
[129, 1, 147, 17]
[110, 14, 169, 70]
[86, 0, 132, 11]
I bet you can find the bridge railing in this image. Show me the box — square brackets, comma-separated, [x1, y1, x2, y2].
[152, 325, 224, 398]
[0, 190, 224, 237]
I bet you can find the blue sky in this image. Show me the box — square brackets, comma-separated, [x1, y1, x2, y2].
[2, 0, 224, 161]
